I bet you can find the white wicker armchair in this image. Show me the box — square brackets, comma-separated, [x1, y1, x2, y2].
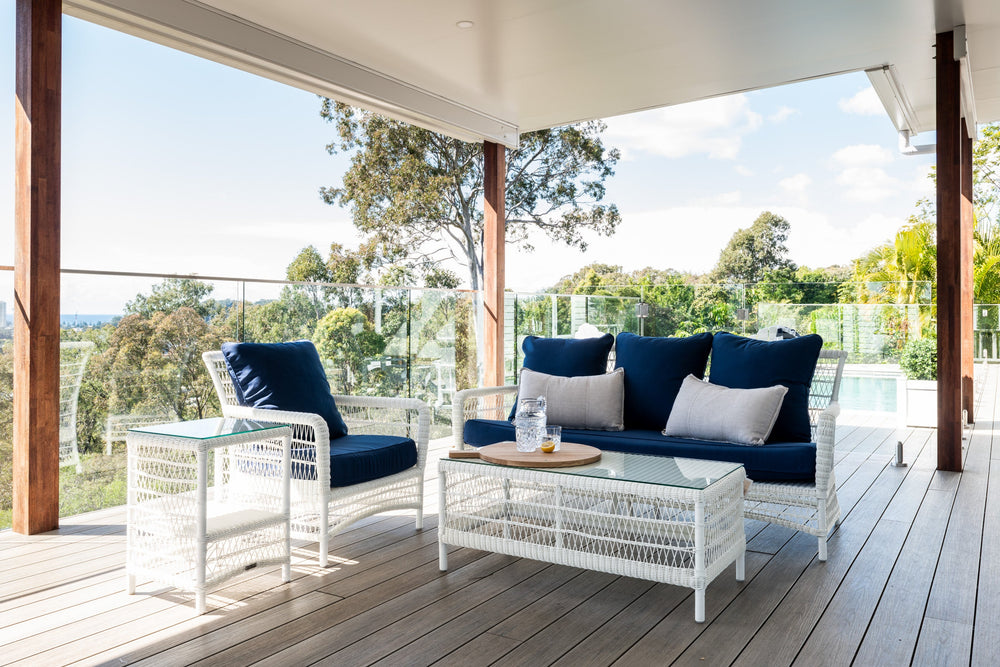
[452, 349, 848, 562]
[743, 349, 846, 561]
[203, 350, 431, 567]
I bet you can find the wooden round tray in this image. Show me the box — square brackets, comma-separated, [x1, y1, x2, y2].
[473, 441, 601, 468]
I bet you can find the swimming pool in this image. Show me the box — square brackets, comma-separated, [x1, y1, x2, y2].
[837, 375, 899, 413]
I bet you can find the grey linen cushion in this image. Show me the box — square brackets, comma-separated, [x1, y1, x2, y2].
[517, 367, 625, 431]
[663, 374, 788, 446]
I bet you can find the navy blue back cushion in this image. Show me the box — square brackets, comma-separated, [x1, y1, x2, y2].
[708, 332, 823, 443]
[511, 334, 614, 419]
[222, 340, 349, 439]
[521, 334, 615, 376]
[614, 332, 714, 430]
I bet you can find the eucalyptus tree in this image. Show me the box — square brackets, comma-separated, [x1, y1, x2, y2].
[319, 101, 621, 291]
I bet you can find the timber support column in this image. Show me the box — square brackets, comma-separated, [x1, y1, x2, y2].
[13, 0, 62, 533]
[961, 119, 974, 424]
[936, 30, 963, 472]
[483, 142, 506, 386]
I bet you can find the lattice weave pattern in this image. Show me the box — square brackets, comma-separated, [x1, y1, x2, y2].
[126, 429, 290, 611]
[452, 348, 849, 561]
[441, 462, 745, 590]
[203, 351, 430, 567]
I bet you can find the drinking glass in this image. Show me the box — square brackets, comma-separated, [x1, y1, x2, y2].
[541, 425, 561, 453]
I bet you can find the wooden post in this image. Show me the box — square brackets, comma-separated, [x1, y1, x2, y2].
[936, 31, 963, 472]
[483, 141, 505, 386]
[13, 0, 62, 534]
[961, 119, 974, 424]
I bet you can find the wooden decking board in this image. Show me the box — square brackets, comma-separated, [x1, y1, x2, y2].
[852, 488, 959, 665]
[911, 616, 974, 666]
[0, 523, 125, 564]
[921, 423, 991, 627]
[791, 454, 935, 666]
[256, 555, 542, 666]
[665, 535, 830, 667]
[548, 579, 691, 667]
[728, 430, 928, 667]
[0, 561, 124, 619]
[480, 568, 616, 642]
[972, 457, 1000, 665]
[488, 576, 657, 667]
[604, 552, 770, 667]
[430, 631, 523, 667]
[312, 559, 569, 666]
[129, 590, 340, 667]
[173, 547, 491, 667]
[85, 526, 458, 666]
[369, 566, 600, 666]
[33, 518, 424, 665]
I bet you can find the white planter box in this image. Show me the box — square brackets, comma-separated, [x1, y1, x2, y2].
[897, 377, 937, 428]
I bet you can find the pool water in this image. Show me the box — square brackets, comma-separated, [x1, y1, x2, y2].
[837, 376, 898, 413]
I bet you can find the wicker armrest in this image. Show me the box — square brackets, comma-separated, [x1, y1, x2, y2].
[452, 385, 519, 450]
[813, 401, 839, 494]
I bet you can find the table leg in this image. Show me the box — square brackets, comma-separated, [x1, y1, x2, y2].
[736, 550, 745, 582]
[438, 469, 448, 571]
[694, 499, 705, 623]
[196, 450, 208, 614]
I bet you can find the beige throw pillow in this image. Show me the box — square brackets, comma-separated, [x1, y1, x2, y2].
[663, 374, 788, 446]
[517, 367, 625, 431]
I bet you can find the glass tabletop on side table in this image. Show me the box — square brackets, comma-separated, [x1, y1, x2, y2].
[127, 417, 287, 440]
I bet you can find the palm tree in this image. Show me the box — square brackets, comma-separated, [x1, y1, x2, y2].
[845, 217, 936, 304]
[974, 223, 1000, 304]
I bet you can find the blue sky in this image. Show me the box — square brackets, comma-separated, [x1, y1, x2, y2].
[0, 10, 936, 311]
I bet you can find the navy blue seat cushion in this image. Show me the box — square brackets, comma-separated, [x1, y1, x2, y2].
[511, 334, 615, 419]
[292, 435, 417, 487]
[222, 340, 349, 439]
[708, 332, 823, 443]
[614, 332, 714, 431]
[464, 419, 815, 482]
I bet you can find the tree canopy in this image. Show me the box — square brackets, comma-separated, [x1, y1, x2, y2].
[708, 211, 796, 284]
[319, 101, 621, 290]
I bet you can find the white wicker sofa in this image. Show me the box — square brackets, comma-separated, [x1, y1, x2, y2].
[204, 350, 430, 567]
[453, 348, 847, 561]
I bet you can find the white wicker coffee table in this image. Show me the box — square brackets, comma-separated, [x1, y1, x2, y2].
[126, 418, 292, 614]
[438, 450, 746, 622]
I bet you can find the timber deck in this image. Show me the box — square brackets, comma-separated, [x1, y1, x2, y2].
[2, 365, 999, 666]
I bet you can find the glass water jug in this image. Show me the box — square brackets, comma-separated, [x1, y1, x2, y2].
[515, 396, 547, 452]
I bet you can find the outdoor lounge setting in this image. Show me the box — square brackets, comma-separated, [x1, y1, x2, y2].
[4, 1, 1000, 665]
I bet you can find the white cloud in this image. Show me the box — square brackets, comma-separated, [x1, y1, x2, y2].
[692, 191, 743, 206]
[504, 203, 910, 290]
[832, 144, 894, 167]
[838, 87, 884, 116]
[782, 209, 905, 268]
[836, 167, 902, 202]
[779, 173, 812, 193]
[735, 164, 754, 177]
[769, 106, 797, 123]
[604, 95, 763, 160]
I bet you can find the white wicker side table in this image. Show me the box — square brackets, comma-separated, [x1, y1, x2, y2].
[439, 452, 746, 622]
[126, 418, 292, 614]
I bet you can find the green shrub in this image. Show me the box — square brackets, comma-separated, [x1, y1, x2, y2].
[900, 337, 937, 380]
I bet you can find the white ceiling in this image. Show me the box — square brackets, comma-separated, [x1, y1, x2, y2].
[65, 0, 1000, 147]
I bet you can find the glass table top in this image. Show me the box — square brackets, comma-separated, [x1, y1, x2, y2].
[128, 417, 286, 440]
[454, 450, 743, 490]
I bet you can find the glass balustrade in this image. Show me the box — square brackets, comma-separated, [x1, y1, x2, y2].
[0, 267, 990, 528]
